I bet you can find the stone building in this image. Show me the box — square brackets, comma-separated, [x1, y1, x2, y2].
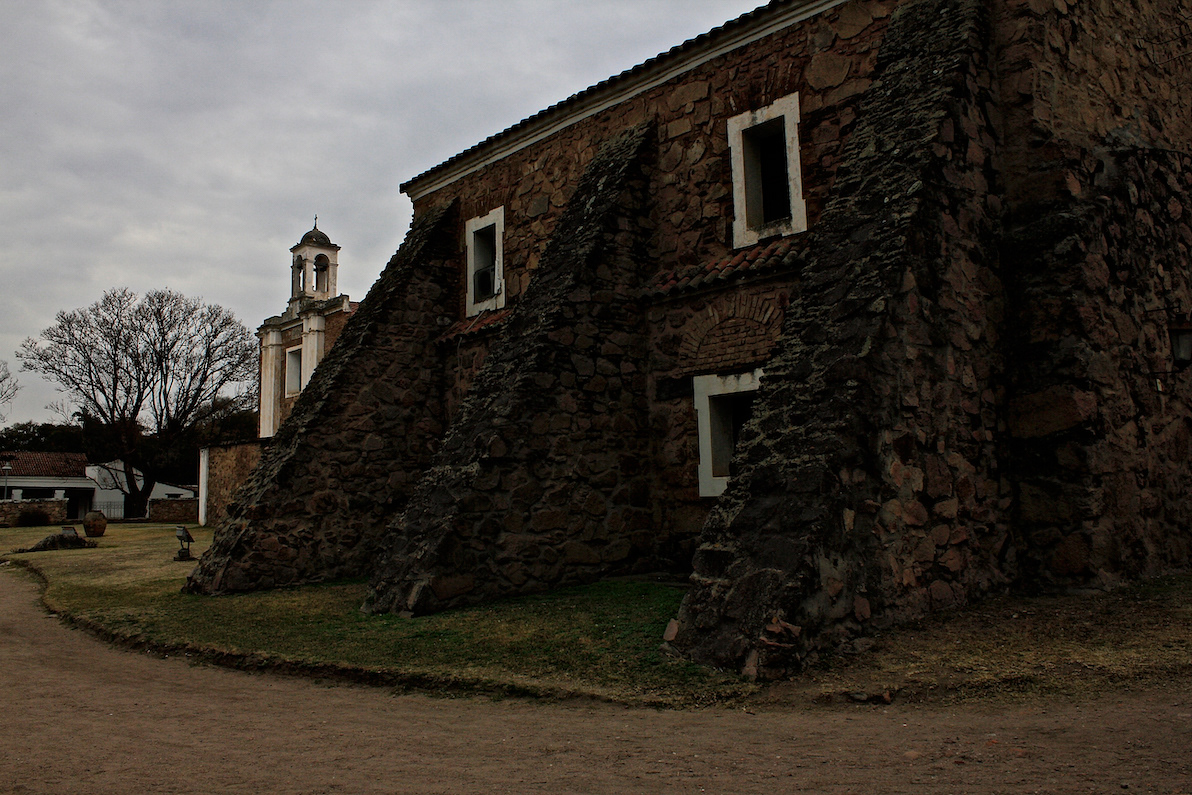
[189, 0, 1192, 678]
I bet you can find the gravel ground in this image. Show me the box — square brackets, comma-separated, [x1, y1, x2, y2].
[1, 566, 1190, 794]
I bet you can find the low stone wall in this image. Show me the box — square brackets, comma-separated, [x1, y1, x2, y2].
[203, 441, 267, 526]
[149, 498, 199, 524]
[0, 499, 69, 527]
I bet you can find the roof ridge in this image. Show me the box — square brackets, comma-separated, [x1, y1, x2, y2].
[401, 0, 849, 199]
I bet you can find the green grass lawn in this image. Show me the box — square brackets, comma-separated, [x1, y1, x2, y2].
[0, 523, 750, 705]
[3, 522, 1190, 708]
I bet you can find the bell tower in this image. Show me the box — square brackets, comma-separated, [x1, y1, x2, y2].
[257, 218, 355, 438]
[289, 217, 341, 308]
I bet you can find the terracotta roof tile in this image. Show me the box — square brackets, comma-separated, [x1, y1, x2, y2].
[647, 237, 797, 298]
[0, 451, 89, 478]
[436, 308, 514, 344]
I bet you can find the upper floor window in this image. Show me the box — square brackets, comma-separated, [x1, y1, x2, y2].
[465, 207, 505, 317]
[727, 93, 807, 248]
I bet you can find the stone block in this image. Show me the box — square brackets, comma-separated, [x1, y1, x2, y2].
[430, 574, 475, 601]
[928, 580, 956, 607]
[805, 51, 851, 90]
[1008, 386, 1097, 438]
[563, 541, 601, 565]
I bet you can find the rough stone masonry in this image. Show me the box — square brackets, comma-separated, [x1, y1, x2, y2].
[189, 0, 1192, 677]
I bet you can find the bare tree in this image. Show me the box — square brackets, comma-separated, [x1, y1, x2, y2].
[0, 361, 17, 421]
[18, 288, 257, 517]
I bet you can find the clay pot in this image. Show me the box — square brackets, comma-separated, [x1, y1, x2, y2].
[82, 510, 108, 538]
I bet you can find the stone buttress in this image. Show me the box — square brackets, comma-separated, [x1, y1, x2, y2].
[186, 204, 458, 593]
[671, 0, 1009, 677]
[365, 125, 656, 614]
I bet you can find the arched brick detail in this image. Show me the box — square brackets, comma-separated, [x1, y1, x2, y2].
[679, 292, 784, 373]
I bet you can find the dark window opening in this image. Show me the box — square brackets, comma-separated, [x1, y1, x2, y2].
[314, 254, 330, 293]
[743, 117, 791, 229]
[292, 255, 305, 295]
[708, 391, 757, 478]
[472, 224, 498, 302]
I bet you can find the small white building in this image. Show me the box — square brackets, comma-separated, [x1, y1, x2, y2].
[256, 221, 357, 438]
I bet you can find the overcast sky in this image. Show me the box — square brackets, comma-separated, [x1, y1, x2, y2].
[0, 0, 765, 425]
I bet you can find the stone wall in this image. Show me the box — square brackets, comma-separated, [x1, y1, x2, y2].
[993, 0, 1191, 206]
[365, 125, 656, 614]
[1004, 148, 1192, 587]
[186, 203, 459, 593]
[410, 3, 874, 317]
[409, 0, 897, 550]
[203, 441, 266, 527]
[645, 277, 798, 540]
[0, 499, 69, 527]
[672, 0, 1008, 677]
[412, 0, 893, 347]
[148, 498, 199, 524]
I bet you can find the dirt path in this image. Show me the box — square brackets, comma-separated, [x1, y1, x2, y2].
[1, 566, 1190, 795]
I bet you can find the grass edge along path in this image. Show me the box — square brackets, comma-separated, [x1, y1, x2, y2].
[0, 523, 753, 707]
[3, 523, 1191, 708]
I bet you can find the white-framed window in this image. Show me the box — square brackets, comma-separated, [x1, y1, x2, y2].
[727, 93, 807, 248]
[284, 346, 302, 396]
[693, 369, 763, 497]
[465, 207, 505, 317]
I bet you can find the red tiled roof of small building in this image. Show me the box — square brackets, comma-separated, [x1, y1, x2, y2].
[0, 451, 89, 478]
[648, 236, 796, 298]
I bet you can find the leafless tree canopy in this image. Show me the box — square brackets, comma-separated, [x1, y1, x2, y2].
[0, 361, 18, 420]
[19, 288, 256, 429]
[17, 288, 257, 514]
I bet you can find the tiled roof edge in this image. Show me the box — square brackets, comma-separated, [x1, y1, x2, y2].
[645, 237, 800, 300]
[401, 0, 848, 200]
[435, 307, 514, 344]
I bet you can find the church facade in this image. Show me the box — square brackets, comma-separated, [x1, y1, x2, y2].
[257, 222, 357, 438]
[189, 0, 1192, 677]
